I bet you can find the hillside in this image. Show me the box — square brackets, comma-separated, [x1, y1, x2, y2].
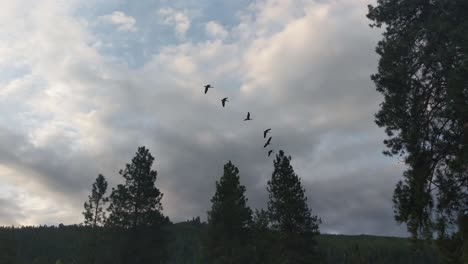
[0, 223, 440, 264]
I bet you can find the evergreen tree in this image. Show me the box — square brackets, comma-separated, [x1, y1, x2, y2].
[83, 174, 108, 227]
[206, 161, 253, 264]
[368, 0, 468, 241]
[106, 146, 167, 264]
[267, 150, 322, 263]
[106, 146, 164, 228]
[82, 174, 108, 264]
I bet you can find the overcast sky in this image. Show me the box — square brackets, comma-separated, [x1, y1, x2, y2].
[0, 0, 408, 236]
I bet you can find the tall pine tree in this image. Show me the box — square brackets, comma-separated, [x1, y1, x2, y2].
[267, 150, 322, 263]
[368, 0, 468, 258]
[82, 174, 108, 264]
[107, 146, 164, 228]
[106, 146, 167, 264]
[206, 161, 253, 264]
[83, 174, 108, 227]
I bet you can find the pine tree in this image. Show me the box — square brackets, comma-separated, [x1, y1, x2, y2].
[206, 161, 253, 264]
[267, 150, 322, 263]
[83, 174, 108, 227]
[106, 146, 164, 228]
[82, 174, 108, 264]
[367, 0, 468, 242]
[106, 146, 167, 264]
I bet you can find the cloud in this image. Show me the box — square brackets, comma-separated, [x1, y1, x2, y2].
[100, 11, 138, 32]
[205, 21, 228, 39]
[0, 0, 406, 237]
[158, 8, 191, 39]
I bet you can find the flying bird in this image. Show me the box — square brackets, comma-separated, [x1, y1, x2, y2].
[221, 97, 229, 107]
[268, 150, 274, 157]
[264, 137, 272, 148]
[244, 112, 252, 121]
[263, 128, 271, 138]
[204, 84, 212, 94]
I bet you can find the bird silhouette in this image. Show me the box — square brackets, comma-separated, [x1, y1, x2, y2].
[263, 128, 271, 138]
[268, 150, 274, 157]
[221, 97, 229, 107]
[264, 137, 272, 148]
[204, 84, 212, 94]
[244, 112, 252, 121]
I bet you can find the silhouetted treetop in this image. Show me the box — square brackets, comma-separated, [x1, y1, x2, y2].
[106, 146, 164, 229]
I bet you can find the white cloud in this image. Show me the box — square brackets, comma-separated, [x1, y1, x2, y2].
[158, 8, 191, 39]
[100, 11, 138, 32]
[205, 21, 229, 40]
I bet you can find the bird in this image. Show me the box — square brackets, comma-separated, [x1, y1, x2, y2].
[263, 128, 271, 138]
[264, 137, 272, 148]
[221, 97, 229, 107]
[204, 84, 212, 94]
[268, 150, 274, 157]
[244, 112, 252, 121]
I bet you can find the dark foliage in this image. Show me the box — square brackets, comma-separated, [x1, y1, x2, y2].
[205, 161, 253, 264]
[83, 174, 108, 227]
[267, 150, 322, 263]
[82, 174, 109, 264]
[107, 146, 165, 229]
[368, 0, 468, 261]
[0, 225, 441, 264]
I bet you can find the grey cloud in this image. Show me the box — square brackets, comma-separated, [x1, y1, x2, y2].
[307, 164, 407, 236]
[0, 198, 25, 226]
[0, 0, 409, 237]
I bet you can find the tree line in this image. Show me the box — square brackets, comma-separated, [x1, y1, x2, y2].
[81, 146, 322, 263]
[0, 146, 441, 264]
[0, 224, 440, 264]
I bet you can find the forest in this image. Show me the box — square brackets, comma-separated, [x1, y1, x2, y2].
[0, 146, 442, 263]
[0, 223, 440, 264]
[0, 0, 467, 263]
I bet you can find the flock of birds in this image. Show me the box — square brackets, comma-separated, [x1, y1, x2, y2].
[204, 84, 275, 157]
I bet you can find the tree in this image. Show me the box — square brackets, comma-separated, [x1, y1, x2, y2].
[267, 150, 322, 263]
[367, 0, 468, 244]
[107, 146, 164, 228]
[82, 174, 108, 264]
[206, 161, 253, 264]
[83, 174, 108, 227]
[106, 146, 167, 264]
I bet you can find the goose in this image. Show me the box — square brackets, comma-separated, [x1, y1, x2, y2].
[264, 137, 272, 148]
[204, 84, 212, 94]
[221, 97, 229, 107]
[263, 128, 271, 138]
[268, 150, 274, 157]
[244, 112, 252, 121]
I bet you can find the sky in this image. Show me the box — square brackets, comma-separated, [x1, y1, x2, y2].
[0, 0, 408, 236]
